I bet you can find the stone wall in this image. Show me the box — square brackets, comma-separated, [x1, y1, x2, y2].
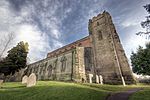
[0, 68, 26, 82]
[27, 49, 74, 81]
[26, 47, 89, 82]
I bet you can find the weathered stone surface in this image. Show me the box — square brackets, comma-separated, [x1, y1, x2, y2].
[99, 75, 103, 85]
[22, 75, 28, 84]
[0, 80, 3, 84]
[74, 47, 86, 82]
[96, 75, 99, 84]
[0, 73, 4, 80]
[0, 80, 3, 88]
[27, 73, 36, 87]
[89, 74, 93, 83]
[4, 68, 27, 82]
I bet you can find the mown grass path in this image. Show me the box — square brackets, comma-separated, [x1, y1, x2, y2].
[107, 88, 142, 100]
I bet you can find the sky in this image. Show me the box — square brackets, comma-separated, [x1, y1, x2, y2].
[0, 0, 149, 64]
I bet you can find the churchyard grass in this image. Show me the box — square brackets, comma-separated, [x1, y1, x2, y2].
[129, 84, 150, 100]
[0, 81, 108, 100]
[84, 83, 150, 100]
[0, 81, 150, 100]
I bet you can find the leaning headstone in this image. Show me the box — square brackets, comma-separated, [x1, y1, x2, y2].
[27, 73, 36, 87]
[99, 75, 103, 85]
[0, 80, 3, 88]
[96, 75, 99, 83]
[89, 74, 93, 83]
[22, 75, 28, 84]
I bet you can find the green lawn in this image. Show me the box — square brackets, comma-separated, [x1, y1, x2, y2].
[0, 81, 150, 100]
[0, 81, 108, 100]
[129, 84, 150, 100]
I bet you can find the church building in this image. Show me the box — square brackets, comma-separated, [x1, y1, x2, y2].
[26, 11, 135, 84]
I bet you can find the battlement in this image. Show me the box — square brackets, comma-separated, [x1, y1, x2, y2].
[90, 11, 111, 22]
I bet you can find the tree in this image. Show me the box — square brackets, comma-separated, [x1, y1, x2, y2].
[0, 33, 15, 59]
[136, 4, 150, 38]
[131, 43, 150, 75]
[0, 41, 29, 76]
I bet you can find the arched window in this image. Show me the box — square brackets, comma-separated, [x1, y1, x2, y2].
[42, 62, 47, 75]
[60, 56, 67, 72]
[54, 59, 58, 69]
[47, 65, 53, 77]
[39, 64, 44, 75]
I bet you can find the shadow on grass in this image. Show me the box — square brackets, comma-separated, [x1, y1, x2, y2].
[1, 85, 26, 89]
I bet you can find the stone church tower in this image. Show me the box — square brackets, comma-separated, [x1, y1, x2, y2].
[89, 11, 135, 84]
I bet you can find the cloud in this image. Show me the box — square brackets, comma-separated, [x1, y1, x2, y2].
[0, 0, 150, 65]
[0, 0, 65, 63]
[15, 24, 49, 61]
[121, 21, 139, 28]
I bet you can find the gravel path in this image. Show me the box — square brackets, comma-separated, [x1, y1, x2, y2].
[106, 88, 142, 100]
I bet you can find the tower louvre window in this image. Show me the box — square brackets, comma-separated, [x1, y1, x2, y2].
[98, 30, 103, 40]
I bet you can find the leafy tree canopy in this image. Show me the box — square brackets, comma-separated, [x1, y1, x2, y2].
[0, 41, 29, 76]
[131, 42, 150, 75]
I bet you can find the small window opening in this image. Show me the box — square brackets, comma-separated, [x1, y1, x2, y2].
[98, 30, 103, 40]
[97, 22, 100, 26]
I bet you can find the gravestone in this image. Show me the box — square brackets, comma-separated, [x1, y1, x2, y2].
[27, 73, 36, 87]
[0, 73, 4, 80]
[22, 75, 28, 84]
[89, 74, 93, 83]
[0, 80, 3, 88]
[96, 75, 99, 83]
[99, 75, 103, 85]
